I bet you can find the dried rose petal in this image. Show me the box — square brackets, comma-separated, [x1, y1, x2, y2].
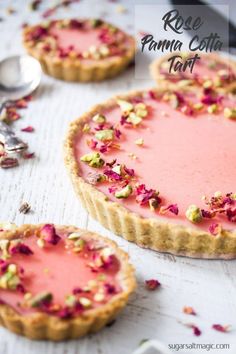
[22, 152, 35, 159]
[0, 157, 19, 169]
[212, 324, 231, 333]
[191, 325, 202, 336]
[21, 126, 34, 133]
[183, 306, 197, 316]
[10, 243, 33, 256]
[160, 204, 179, 215]
[145, 279, 161, 290]
[209, 223, 221, 236]
[40, 224, 61, 245]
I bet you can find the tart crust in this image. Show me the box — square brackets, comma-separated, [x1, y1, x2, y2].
[150, 52, 236, 93]
[0, 224, 136, 340]
[22, 21, 135, 82]
[64, 89, 236, 260]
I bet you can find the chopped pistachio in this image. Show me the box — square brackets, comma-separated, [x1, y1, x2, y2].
[94, 293, 105, 302]
[232, 193, 236, 200]
[224, 107, 236, 119]
[90, 19, 103, 28]
[186, 205, 203, 223]
[99, 45, 110, 57]
[8, 264, 17, 274]
[0, 240, 10, 259]
[214, 191, 222, 198]
[65, 295, 77, 307]
[24, 292, 32, 301]
[37, 238, 45, 248]
[89, 45, 97, 54]
[135, 108, 148, 118]
[82, 123, 91, 133]
[203, 80, 213, 89]
[115, 184, 133, 199]
[29, 292, 53, 307]
[73, 238, 85, 252]
[79, 297, 91, 308]
[127, 112, 142, 125]
[95, 129, 114, 141]
[117, 99, 133, 112]
[135, 138, 144, 146]
[193, 102, 204, 110]
[149, 198, 159, 211]
[68, 232, 82, 240]
[80, 152, 105, 168]
[92, 114, 106, 124]
[0, 272, 20, 290]
[207, 104, 218, 114]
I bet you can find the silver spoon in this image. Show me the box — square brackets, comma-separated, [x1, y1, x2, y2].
[0, 55, 42, 153]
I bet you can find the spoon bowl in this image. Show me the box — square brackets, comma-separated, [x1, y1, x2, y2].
[0, 55, 42, 153]
[0, 55, 42, 101]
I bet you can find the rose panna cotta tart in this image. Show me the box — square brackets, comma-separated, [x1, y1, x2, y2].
[65, 83, 236, 259]
[0, 223, 135, 340]
[22, 18, 135, 82]
[150, 52, 236, 93]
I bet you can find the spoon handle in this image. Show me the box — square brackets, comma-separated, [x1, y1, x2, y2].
[0, 121, 28, 153]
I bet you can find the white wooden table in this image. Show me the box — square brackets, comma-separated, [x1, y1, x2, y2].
[0, 1, 235, 353]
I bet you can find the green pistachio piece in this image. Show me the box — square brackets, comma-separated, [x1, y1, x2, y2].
[117, 99, 133, 112]
[193, 102, 204, 110]
[65, 295, 77, 307]
[127, 112, 142, 126]
[29, 292, 53, 307]
[0, 271, 20, 290]
[80, 153, 104, 168]
[73, 238, 85, 252]
[224, 107, 236, 119]
[82, 123, 91, 133]
[68, 232, 82, 240]
[203, 80, 213, 89]
[90, 19, 103, 28]
[115, 185, 133, 199]
[135, 108, 148, 118]
[92, 114, 106, 124]
[0, 240, 10, 260]
[186, 205, 203, 223]
[207, 104, 218, 114]
[79, 297, 91, 308]
[95, 129, 114, 141]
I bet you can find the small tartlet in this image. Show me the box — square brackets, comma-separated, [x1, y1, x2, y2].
[0, 223, 135, 340]
[150, 52, 236, 93]
[22, 18, 135, 82]
[64, 86, 236, 259]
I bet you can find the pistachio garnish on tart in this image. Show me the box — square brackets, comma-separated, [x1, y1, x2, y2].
[22, 18, 135, 82]
[65, 86, 236, 259]
[150, 52, 236, 92]
[0, 223, 135, 340]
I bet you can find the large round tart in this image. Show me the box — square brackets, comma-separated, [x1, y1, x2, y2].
[23, 18, 135, 82]
[65, 87, 236, 259]
[0, 223, 135, 340]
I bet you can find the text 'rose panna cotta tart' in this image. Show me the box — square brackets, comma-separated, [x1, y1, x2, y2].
[0, 223, 135, 340]
[23, 18, 135, 82]
[150, 52, 236, 92]
[65, 85, 236, 259]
